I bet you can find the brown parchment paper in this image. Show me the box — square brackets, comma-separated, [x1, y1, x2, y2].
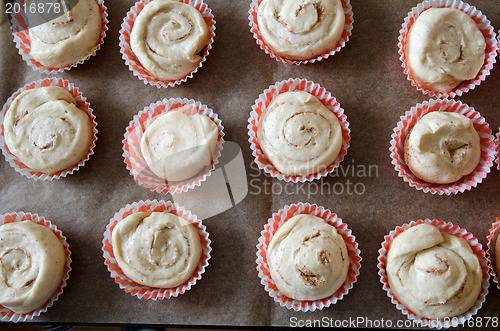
[1, 0, 500, 329]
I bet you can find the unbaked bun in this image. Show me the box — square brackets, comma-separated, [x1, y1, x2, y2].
[386, 223, 482, 319]
[257, 0, 345, 60]
[257, 91, 342, 176]
[404, 111, 480, 184]
[267, 214, 349, 301]
[0, 221, 66, 314]
[130, 0, 209, 80]
[3, 86, 93, 174]
[112, 211, 202, 288]
[406, 8, 486, 93]
[140, 110, 218, 181]
[29, 0, 102, 68]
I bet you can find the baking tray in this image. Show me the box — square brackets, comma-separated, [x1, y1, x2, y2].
[1, 0, 500, 329]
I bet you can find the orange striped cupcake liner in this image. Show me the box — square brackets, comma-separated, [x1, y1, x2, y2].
[390, 98, 495, 195]
[486, 217, 500, 289]
[248, 78, 350, 182]
[377, 219, 489, 328]
[248, 0, 353, 65]
[122, 97, 224, 194]
[102, 199, 211, 300]
[256, 202, 361, 312]
[11, 0, 108, 73]
[0, 77, 98, 181]
[119, 0, 215, 88]
[495, 129, 500, 170]
[398, 0, 498, 98]
[0, 212, 72, 322]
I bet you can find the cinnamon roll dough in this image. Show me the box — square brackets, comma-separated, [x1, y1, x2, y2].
[406, 8, 486, 93]
[3, 86, 93, 174]
[29, 0, 102, 68]
[112, 211, 202, 288]
[404, 111, 480, 184]
[0, 221, 66, 314]
[267, 214, 349, 301]
[257, 0, 345, 60]
[257, 91, 342, 176]
[130, 0, 209, 80]
[386, 223, 482, 319]
[140, 110, 219, 182]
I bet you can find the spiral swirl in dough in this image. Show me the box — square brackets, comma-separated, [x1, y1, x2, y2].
[3, 86, 93, 174]
[257, 91, 342, 176]
[267, 214, 349, 301]
[112, 211, 202, 288]
[29, 0, 102, 68]
[387, 224, 482, 319]
[0, 221, 66, 314]
[257, 0, 345, 60]
[406, 8, 486, 93]
[404, 112, 480, 184]
[140, 110, 218, 182]
[130, 0, 209, 81]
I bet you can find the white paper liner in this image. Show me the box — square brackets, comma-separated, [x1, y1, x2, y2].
[0, 212, 72, 322]
[486, 217, 500, 289]
[377, 219, 489, 329]
[11, 0, 109, 74]
[256, 202, 361, 312]
[248, 0, 354, 65]
[248, 78, 350, 182]
[102, 199, 211, 299]
[389, 98, 495, 195]
[119, 0, 216, 88]
[122, 97, 224, 194]
[0, 77, 98, 181]
[398, 0, 498, 98]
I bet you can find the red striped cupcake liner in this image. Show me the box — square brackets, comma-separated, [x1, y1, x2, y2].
[248, 0, 353, 65]
[377, 219, 489, 328]
[248, 78, 350, 182]
[495, 130, 500, 170]
[0, 212, 72, 322]
[486, 217, 500, 289]
[398, 0, 498, 98]
[0, 77, 98, 181]
[256, 202, 361, 312]
[122, 97, 224, 194]
[390, 98, 495, 195]
[119, 0, 215, 88]
[11, 0, 108, 73]
[102, 200, 211, 300]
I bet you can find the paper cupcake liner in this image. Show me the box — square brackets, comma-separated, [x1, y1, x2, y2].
[11, 0, 108, 73]
[398, 0, 498, 98]
[0, 212, 72, 323]
[0, 77, 98, 181]
[486, 217, 500, 289]
[248, 0, 353, 65]
[377, 219, 489, 328]
[495, 130, 500, 170]
[256, 202, 361, 312]
[119, 0, 215, 88]
[122, 97, 224, 194]
[390, 98, 495, 195]
[102, 199, 211, 299]
[248, 78, 350, 182]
